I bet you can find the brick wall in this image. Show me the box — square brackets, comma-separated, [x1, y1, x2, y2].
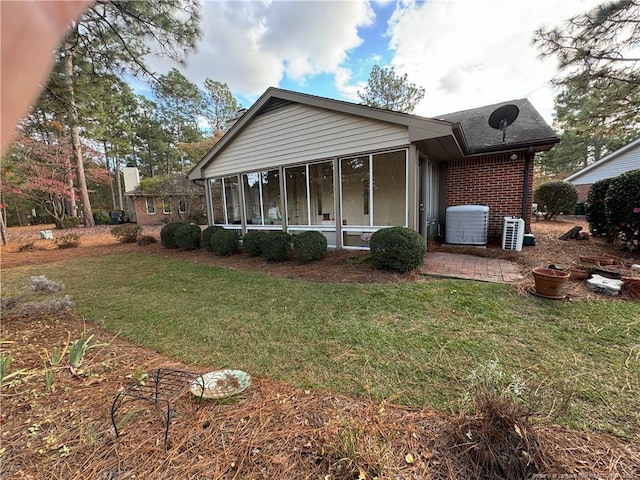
[575, 183, 591, 203]
[130, 196, 204, 226]
[445, 152, 534, 238]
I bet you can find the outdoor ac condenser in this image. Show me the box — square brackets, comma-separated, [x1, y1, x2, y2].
[502, 217, 525, 251]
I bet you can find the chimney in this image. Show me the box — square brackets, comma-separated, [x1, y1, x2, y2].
[123, 166, 140, 193]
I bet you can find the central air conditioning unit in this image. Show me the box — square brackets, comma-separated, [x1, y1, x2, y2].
[502, 217, 525, 251]
[445, 205, 489, 246]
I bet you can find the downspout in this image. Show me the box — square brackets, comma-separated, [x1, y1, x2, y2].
[521, 146, 534, 233]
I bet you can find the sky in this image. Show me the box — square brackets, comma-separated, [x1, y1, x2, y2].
[148, 0, 604, 126]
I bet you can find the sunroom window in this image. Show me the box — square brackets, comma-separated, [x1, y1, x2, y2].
[241, 169, 282, 227]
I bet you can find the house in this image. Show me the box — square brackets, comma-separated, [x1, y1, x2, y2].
[123, 167, 205, 226]
[188, 88, 559, 249]
[564, 138, 640, 202]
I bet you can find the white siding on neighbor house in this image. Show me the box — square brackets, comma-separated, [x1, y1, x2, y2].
[568, 142, 640, 185]
[202, 103, 410, 178]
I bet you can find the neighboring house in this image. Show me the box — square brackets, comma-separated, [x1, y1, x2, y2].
[188, 88, 559, 249]
[564, 138, 640, 202]
[123, 167, 205, 226]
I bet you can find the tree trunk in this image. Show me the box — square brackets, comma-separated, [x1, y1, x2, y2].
[103, 140, 117, 210]
[64, 31, 95, 227]
[115, 154, 124, 211]
[0, 211, 7, 245]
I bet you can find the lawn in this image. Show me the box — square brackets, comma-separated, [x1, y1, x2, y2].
[2, 252, 639, 439]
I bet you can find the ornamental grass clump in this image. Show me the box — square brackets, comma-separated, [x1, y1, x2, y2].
[260, 231, 291, 262]
[370, 227, 425, 272]
[446, 360, 552, 480]
[210, 229, 239, 256]
[111, 224, 141, 244]
[160, 222, 184, 249]
[174, 223, 201, 250]
[242, 231, 266, 257]
[292, 231, 327, 264]
[202, 226, 224, 252]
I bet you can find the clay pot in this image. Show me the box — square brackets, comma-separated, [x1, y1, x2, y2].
[568, 268, 589, 281]
[532, 267, 570, 297]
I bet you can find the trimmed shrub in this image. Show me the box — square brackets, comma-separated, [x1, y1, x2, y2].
[110, 224, 141, 244]
[292, 231, 327, 264]
[174, 223, 202, 250]
[160, 222, 184, 249]
[260, 231, 291, 262]
[202, 226, 224, 252]
[210, 229, 239, 256]
[586, 178, 613, 236]
[242, 231, 266, 257]
[370, 227, 425, 272]
[605, 169, 640, 250]
[533, 181, 578, 220]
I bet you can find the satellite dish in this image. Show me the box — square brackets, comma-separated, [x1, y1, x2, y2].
[488, 104, 519, 143]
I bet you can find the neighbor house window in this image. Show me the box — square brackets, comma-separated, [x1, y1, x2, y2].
[178, 199, 187, 214]
[146, 197, 155, 214]
[163, 197, 171, 214]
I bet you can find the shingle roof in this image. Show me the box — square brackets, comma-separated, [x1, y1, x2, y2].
[435, 98, 559, 154]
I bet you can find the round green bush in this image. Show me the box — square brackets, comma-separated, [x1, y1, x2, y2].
[604, 169, 640, 250]
[174, 223, 202, 250]
[242, 231, 266, 257]
[210, 229, 239, 256]
[586, 178, 613, 236]
[292, 231, 327, 264]
[202, 226, 224, 252]
[370, 227, 426, 272]
[260, 231, 291, 262]
[533, 181, 578, 220]
[160, 222, 184, 249]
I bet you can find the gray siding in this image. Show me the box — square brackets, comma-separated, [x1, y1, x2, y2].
[202, 104, 409, 178]
[570, 143, 640, 184]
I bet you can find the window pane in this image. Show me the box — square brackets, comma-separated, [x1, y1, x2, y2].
[243, 172, 262, 225]
[224, 176, 241, 224]
[146, 197, 155, 214]
[340, 156, 369, 227]
[163, 197, 171, 214]
[285, 165, 307, 225]
[261, 170, 282, 224]
[211, 179, 224, 225]
[310, 161, 334, 226]
[178, 199, 186, 213]
[373, 150, 406, 226]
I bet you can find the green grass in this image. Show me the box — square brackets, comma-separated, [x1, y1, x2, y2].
[2, 252, 639, 438]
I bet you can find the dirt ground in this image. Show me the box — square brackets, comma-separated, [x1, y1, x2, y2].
[1, 218, 640, 479]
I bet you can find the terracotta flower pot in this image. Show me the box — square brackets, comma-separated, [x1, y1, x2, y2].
[532, 267, 570, 298]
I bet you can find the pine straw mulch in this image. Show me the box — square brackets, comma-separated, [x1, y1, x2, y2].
[1, 309, 639, 480]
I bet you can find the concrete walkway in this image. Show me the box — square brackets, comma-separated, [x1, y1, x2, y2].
[420, 252, 524, 283]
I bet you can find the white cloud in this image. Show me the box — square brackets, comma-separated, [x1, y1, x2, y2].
[180, 0, 374, 96]
[386, 0, 603, 123]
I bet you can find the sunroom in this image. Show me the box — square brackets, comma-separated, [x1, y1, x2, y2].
[206, 148, 409, 248]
